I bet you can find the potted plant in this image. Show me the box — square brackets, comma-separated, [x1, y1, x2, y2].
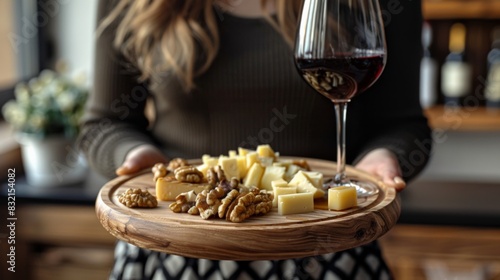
[2, 69, 89, 187]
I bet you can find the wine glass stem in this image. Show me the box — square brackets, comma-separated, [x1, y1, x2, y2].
[334, 102, 348, 184]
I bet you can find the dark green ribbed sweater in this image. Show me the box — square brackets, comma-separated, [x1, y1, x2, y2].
[79, 0, 431, 180]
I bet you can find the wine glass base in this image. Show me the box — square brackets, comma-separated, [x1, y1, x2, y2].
[323, 179, 379, 198]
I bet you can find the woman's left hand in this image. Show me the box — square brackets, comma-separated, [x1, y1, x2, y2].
[354, 148, 406, 192]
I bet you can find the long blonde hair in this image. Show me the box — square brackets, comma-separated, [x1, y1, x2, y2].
[99, 0, 303, 90]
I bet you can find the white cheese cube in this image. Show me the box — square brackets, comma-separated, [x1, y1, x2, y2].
[219, 157, 240, 180]
[246, 152, 259, 171]
[288, 171, 325, 199]
[302, 171, 324, 189]
[202, 155, 218, 167]
[271, 178, 288, 188]
[272, 185, 297, 207]
[259, 156, 274, 167]
[235, 156, 248, 178]
[196, 164, 210, 177]
[278, 193, 314, 215]
[260, 166, 286, 191]
[284, 164, 304, 181]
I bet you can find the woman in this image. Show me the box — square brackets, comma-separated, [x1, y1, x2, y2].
[79, 0, 431, 279]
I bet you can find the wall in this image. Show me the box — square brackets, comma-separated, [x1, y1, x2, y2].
[0, 0, 18, 87]
[46, 1, 500, 185]
[45, 0, 98, 85]
[416, 131, 500, 183]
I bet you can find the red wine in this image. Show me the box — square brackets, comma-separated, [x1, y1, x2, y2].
[295, 55, 385, 101]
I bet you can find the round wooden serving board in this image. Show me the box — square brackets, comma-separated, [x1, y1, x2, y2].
[96, 157, 400, 260]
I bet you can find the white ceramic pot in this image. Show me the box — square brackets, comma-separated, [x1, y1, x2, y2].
[17, 134, 88, 187]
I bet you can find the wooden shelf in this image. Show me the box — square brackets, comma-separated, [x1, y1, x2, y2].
[424, 105, 500, 131]
[423, 0, 500, 19]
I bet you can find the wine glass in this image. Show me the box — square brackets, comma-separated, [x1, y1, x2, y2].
[294, 0, 387, 197]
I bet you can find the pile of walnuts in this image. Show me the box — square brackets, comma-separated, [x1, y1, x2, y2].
[118, 188, 158, 208]
[168, 165, 273, 223]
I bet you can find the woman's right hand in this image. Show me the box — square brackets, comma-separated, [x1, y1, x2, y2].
[115, 144, 168, 176]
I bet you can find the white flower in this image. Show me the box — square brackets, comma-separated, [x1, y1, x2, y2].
[38, 69, 56, 85]
[30, 92, 52, 109]
[14, 83, 31, 106]
[56, 91, 76, 112]
[29, 112, 47, 131]
[1, 69, 88, 136]
[2, 101, 28, 129]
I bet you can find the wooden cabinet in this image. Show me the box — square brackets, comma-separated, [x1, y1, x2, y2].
[0, 204, 116, 280]
[379, 224, 500, 280]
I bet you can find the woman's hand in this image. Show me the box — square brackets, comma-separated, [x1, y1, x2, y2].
[354, 148, 406, 192]
[116, 144, 168, 176]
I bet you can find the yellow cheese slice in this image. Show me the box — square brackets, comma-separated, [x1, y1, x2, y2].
[278, 192, 314, 215]
[156, 177, 211, 201]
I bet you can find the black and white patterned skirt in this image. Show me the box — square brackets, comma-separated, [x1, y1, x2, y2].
[109, 240, 392, 280]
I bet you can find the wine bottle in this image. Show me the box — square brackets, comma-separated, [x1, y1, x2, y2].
[420, 21, 438, 109]
[485, 27, 500, 108]
[441, 23, 472, 107]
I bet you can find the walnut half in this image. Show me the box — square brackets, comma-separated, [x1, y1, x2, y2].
[174, 166, 204, 183]
[118, 188, 158, 208]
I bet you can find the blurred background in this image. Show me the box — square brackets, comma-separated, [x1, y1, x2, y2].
[0, 0, 499, 279]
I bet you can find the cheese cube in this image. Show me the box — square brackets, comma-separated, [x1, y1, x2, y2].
[246, 152, 259, 170]
[243, 162, 264, 188]
[235, 156, 248, 178]
[228, 150, 237, 158]
[238, 147, 252, 157]
[202, 155, 218, 167]
[156, 177, 210, 201]
[271, 178, 288, 188]
[328, 186, 357, 211]
[259, 156, 274, 167]
[219, 157, 240, 180]
[284, 164, 304, 181]
[272, 185, 297, 207]
[196, 164, 210, 177]
[278, 193, 314, 215]
[260, 166, 286, 191]
[289, 171, 325, 199]
[256, 144, 276, 159]
[303, 171, 324, 189]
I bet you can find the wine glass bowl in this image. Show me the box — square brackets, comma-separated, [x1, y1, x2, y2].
[294, 0, 387, 196]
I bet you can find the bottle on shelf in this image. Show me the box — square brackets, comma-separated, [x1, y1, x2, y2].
[420, 21, 438, 109]
[440, 23, 472, 107]
[485, 27, 500, 109]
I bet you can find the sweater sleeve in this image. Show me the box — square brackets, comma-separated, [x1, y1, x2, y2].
[77, 0, 155, 179]
[352, 0, 432, 181]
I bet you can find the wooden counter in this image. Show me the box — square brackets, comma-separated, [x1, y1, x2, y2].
[423, 0, 500, 19]
[425, 106, 500, 132]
